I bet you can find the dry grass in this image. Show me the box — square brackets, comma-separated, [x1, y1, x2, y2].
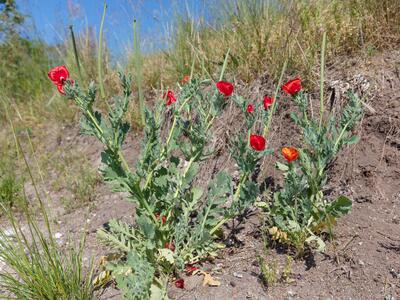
[135, 0, 400, 88]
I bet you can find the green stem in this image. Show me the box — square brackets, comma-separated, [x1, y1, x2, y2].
[118, 151, 131, 173]
[69, 25, 83, 82]
[98, 2, 107, 99]
[133, 20, 145, 126]
[136, 191, 157, 223]
[210, 218, 227, 236]
[85, 109, 131, 173]
[318, 32, 327, 132]
[219, 48, 231, 81]
[206, 115, 215, 131]
[263, 60, 287, 137]
[166, 117, 177, 146]
[333, 122, 350, 151]
[143, 97, 191, 190]
[86, 110, 104, 135]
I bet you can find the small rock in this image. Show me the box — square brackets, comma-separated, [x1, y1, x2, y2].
[229, 281, 236, 287]
[233, 272, 243, 278]
[54, 232, 63, 239]
[389, 268, 400, 279]
[358, 260, 365, 267]
[287, 290, 297, 296]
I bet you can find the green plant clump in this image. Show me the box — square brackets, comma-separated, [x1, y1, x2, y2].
[264, 81, 363, 255]
[59, 59, 274, 298]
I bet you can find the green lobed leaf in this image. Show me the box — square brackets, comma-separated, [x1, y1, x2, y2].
[326, 195, 352, 217]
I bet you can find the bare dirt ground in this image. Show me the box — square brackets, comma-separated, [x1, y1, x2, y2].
[12, 49, 400, 299]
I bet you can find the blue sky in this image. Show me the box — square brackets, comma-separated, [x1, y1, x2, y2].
[16, 0, 209, 56]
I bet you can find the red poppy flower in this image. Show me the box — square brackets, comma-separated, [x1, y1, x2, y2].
[164, 90, 176, 106]
[155, 213, 167, 225]
[182, 75, 190, 84]
[185, 264, 198, 275]
[263, 96, 274, 110]
[247, 104, 254, 113]
[282, 78, 301, 95]
[216, 81, 234, 97]
[48, 65, 71, 95]
[250, 134, 266, 151]
[175, 278, 184, 289]
[281, 147, 299, 162]
[165, 242, 175, 252]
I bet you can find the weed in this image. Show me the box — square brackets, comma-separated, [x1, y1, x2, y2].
[0, 102, 94, 300]
[0, 142, 24, 211]
[0, 173, 23, 209]
[258, 255, 278, 287]
[282, 255, 293, 282]
[0, 205, 94, 300]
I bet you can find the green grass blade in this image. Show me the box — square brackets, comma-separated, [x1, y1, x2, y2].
[263, 60, 287, 137]
[319, 32, 327, 132]
[133, 19, 145, 126]
[98, 2, 107, 99]
[219, 48, 230, 81]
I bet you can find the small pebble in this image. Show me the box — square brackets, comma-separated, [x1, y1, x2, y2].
[233, 272, 243, 278]
[54, 232, 63, 239]
[390, 268, 400, 279]
[287, 290, 297, 297]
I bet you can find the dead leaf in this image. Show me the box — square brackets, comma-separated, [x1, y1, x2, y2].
[93, 270, 112, 287]
[199, 271, 221, 287]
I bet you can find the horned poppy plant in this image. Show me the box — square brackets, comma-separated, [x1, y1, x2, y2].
[216, 81, 234, 97]
[250, 134, 266, 151]
[164, 90, 177, 106]
[281, 147, 299, 162]
[175, 278, 184, 289]
[263, 96, 274, 110]
[282, 78, 302, 95]
[48, 65, 71, 95]
[247, 104, 254, 113]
